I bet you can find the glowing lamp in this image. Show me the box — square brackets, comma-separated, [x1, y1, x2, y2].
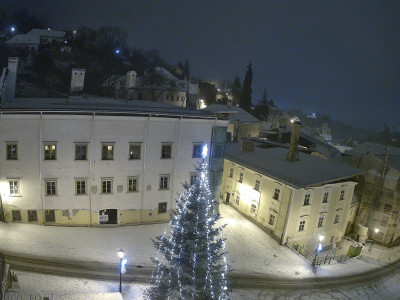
[202, 144, 208, 159]
[375, 228, 379, 234]
[118, 248, 125, 259]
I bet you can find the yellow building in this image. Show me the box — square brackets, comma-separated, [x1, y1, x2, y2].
[221, 141, 362, 250]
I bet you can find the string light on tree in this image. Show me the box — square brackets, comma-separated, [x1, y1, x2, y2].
[146, 145, 229, 299]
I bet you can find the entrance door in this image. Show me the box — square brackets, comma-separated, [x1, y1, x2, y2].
[226, 192, 230, 204]
[99, 209, 118, 224]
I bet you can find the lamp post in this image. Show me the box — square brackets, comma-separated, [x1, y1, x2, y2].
[312, 235, 324, 267]
[118, 248, 125, 293]
[369, 228, 379, 251]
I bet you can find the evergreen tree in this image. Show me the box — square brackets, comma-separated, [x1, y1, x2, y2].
[184, 59, 190, 79]
[240, 62, 253, 110]
[231, 76, 241, 106]
[146, 148, 229, 300]
[261, 87, 268, 105]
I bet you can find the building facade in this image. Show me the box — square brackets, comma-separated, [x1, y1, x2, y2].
[0, 111, 227, 226]
[221, 142, 361, 250]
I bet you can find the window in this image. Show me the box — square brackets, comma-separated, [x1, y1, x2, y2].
[229, 168, 233, 178]
[129, 144, 141, 159]
[238, 172, 243, 183]
[128, 177, 138, 192]
[102, 144, 114, 160]
[212, 144, 224, 158]
[299, 220, 306, 231]
[45, 180, 57, 196]
[75, 179, 87, 195]
[158, 202, 167, 214]
[322, 192, 329, 203]
[384, 203, 393, 213]
[273, 188, 281, 201]
[254, 179, 261, 191]
[45, 210, 55, 222]
[44, 143, 57, 160]
[190, 173, 197, 186]
[339, 190, 345, 200]
[12, 210, 21, 222]
[330, 236, 334, 244]
[9, 181, 19, 195]
[318, 217, 324, 228]
[160, 175, 170, 190]
[304, 194, 310, 206]
[101, 179, 112, 194]
[75, 144, 87, 160]
[235, 195, 240, 205]
[192, 143, 204, 158]
[250, 203, 257, 215]
[28, 210, 37, 222]
[334, 214, 340, 224]
[269, 214, 275, 226]
[7, 144, 18, 160]
[161, 144, 172, 159]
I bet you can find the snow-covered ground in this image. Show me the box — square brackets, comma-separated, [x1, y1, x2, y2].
[1, 204, 398, 299]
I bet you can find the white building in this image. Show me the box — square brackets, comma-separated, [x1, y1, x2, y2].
[0, 58, 227, 226]
[6, 28, 65, 52]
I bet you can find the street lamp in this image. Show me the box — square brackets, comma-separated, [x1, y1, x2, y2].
[118, 248, 125, 293]
[369, 228, 379, 251]
[312, 235, 324, 267]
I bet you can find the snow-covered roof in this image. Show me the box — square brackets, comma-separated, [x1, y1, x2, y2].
[6, 34, 40, 45]
[345, 142, 400, 156]
[202, 104, 260, 124]
[1, 96, 216, 119]
[224, 142, 362, 189]
[28, 28, 66, 38]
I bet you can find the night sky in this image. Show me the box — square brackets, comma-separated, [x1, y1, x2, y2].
[2, 1, 399, 131]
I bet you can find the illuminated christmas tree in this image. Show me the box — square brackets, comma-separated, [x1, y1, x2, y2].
[146, 145, 229, 300]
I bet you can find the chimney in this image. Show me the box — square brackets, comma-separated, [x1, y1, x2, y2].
[241, 140, 254, 152]
[70, 68, 86, 94]
[126, 71, 137, 90]
[286, 119, 301, 162]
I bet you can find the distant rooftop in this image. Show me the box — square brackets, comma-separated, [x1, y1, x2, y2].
[27, 28, 65, 38]
[202, 104, 260, 123]
[345, 142, 400, 156]
[224, 142, 362, 189]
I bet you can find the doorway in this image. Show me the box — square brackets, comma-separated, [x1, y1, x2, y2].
[99, 209, 118, 224]
[226, 192, 230, 204]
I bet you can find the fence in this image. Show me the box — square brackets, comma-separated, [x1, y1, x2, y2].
[286, 237, 350, 267]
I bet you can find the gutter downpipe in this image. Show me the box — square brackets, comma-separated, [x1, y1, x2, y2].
[89, 112, 95, 226]
[140, 115, 151, 223]
[281, 185, 295, 245]
[39, 112, 45, 224]
[0, 112, 5, 222]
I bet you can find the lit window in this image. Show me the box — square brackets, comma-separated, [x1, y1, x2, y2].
[45, 180, 57, 196]
[75, 144, 88, 160]
[75, 179, 86, 195]
[160, 175, 170, 190]
[190, 173, 197, 186]
[44, 143, 57, 160]
[322, 192, 329, 203]
[229, 168, 233, 178]
[254, 179, 261, 191]
[334, 214, 339, 224]
[304, 194, 310, 206]
[128, 177, 138, 192]
[129, 144, 141, 159]
[269, 214, 275, 226]
[192, 144, 204, 158]
[161, 144, 172, 159]
[339, 190, 345, 200]
[102, 144, 114, 160]
[9, 181, 19, 195]
[273, 188, 280, 201]
[7, 144, 18, 160]
[101, 179, 112, 194]
[238, 172, 243, 183]
[299, 220, 306, 231]
[318, 217, 324, 227]
[158, 202, 167, 214]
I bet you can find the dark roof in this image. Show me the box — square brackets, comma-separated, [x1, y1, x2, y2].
[224, 142, 363, 189]
[202, 104, 260, 123]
